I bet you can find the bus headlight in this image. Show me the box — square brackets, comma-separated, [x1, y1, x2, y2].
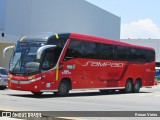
[30, 77, 42, 82]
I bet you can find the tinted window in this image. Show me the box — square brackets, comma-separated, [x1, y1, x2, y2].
[127, 48, 155, 63]
[145, 50, 155, 62]
[64, 39, 99, 60]
[136, 49, 147, 62]
[42, 50, 56, 70]
[127, 48, 137, 62]
[115, 46, 126, 61]
[100, 44, 114, 60]
[42, 49, 60, 70]
[64, 40, 83, 60]
[47, 38, 67, 61]
[64, 39, 155, 63]
[83, 41, 99, 59]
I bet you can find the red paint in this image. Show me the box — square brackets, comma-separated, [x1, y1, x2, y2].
[8, 33, 155, 93]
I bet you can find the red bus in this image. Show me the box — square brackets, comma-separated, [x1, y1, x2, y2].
[3, 33, 155, 96]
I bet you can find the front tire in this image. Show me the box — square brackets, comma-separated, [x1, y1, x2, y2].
[125, 79, 133, 93]
[54, 81, 70, 97]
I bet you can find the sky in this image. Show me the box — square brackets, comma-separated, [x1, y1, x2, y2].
[1, 0, 160, 39]
[86, 0, 160, 39]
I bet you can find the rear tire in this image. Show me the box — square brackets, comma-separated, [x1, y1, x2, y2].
[125, 79, 133, 93]
[54, 81, 70, 97]
[133, 80, 141, 93]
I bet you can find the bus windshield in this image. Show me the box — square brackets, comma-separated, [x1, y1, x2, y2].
[10, 42, 45, 75]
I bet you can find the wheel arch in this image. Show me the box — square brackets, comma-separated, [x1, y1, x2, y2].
[60, 77, 72, 90]
[126, 77, 134, 84]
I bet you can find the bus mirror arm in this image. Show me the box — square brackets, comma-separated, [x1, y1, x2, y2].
[36, 45, 56, 59]
[3, 46, 15, 58]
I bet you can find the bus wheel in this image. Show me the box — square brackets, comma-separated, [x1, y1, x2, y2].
[125, 79, 133, 93]
[32, 92, 43, 96]
[55, 81, 70, 97]
[133, 80, 141, 93]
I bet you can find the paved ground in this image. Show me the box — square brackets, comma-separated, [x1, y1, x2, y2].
[0, 85, 160, 120]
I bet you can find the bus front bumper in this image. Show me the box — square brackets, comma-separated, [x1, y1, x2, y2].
[8, 77, 42, 92]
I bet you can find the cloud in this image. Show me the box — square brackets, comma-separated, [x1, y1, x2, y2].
[121, 19, 160, 39]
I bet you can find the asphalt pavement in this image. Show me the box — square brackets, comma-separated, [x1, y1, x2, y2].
[0, 85, 160, 120]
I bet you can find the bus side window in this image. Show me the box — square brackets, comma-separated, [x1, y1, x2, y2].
[115, 46, 127, 61]
[64, 40, 83, 61]
[127, 48, 135, 62]
[42, 50, 56, 70]
[136, 49, 147, 62]
[126, 48, 155, 63]
[100, 44, 114, 60]
[145, 50, 155, 63]
[83, 41, 99, 59]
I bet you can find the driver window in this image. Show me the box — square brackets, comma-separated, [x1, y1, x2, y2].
[42, 50, 55, 70]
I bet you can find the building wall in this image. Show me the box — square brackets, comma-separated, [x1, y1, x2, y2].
[0, 0, 120, 42]
[121, 39, 160, 62]
[0, 0, 120, 68]
[0, 0, 5, 30]
[0, 42, 14, 69]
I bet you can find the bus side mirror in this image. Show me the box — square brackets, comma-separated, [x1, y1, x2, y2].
[36, 45, 56, 59]
[3, 46, 14, 58]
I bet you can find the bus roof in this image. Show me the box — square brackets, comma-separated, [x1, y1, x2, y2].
[18, 32, 70, 42]
[19, 32, 154, 51]
[70, 33, 155, 51]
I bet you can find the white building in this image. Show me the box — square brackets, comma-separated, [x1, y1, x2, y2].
[0, 0, 120, 42]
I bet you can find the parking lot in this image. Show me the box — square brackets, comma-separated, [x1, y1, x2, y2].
[0, 85, 160, 120]
[0, 85, 160, 112]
